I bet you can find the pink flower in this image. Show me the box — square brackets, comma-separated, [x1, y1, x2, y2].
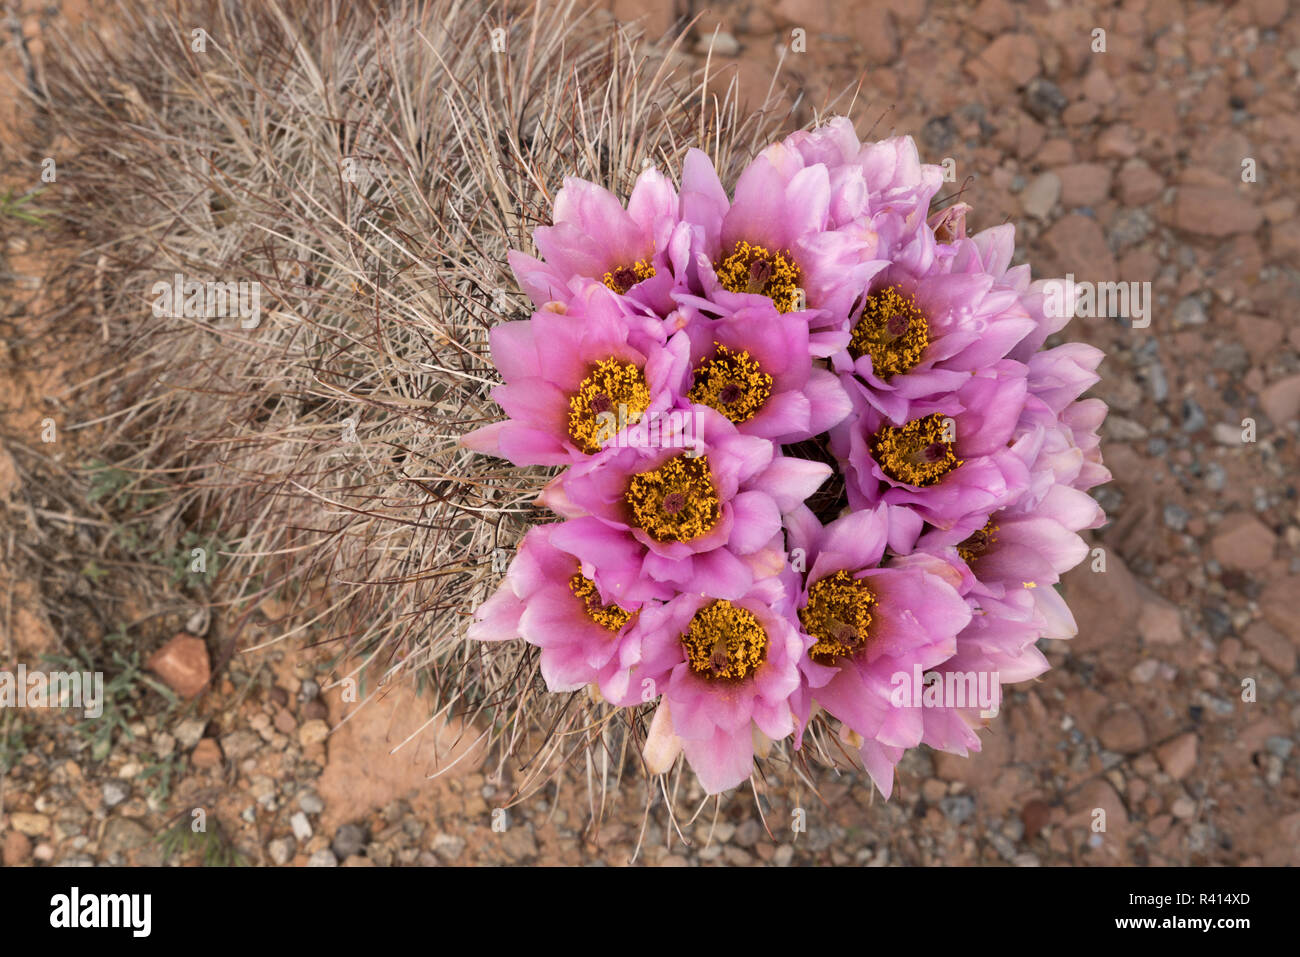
[461, 283, 689, 466]
[541, 406, 830, 602]
[676, 301, 852, 442]
[466, 523, 655, 696]
[615, 575, 808, 794]
[782, 506, 971, 798]
[508, 167, 694, 315]
[830, 361, 1032, 531]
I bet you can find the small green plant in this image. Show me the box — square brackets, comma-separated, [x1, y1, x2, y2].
[154, 814, 247, 866]
[0, 186, 51, 225]
[0, 711, 28, 773]
[43, 626, 179, 762]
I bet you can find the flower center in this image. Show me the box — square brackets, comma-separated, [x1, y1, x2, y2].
[870, 413, 963, 487]
[568, 572, 633, 632]
[681, 600, 767, 681]
[687, 343, 773, 424]
[799, 570, 877, 664]
[714, 241, 802, 313]
[957, 518, 999, 564]
[602, 259, 656, 295]
[567, 358, 651, 454]
[625, 453, 720, 542]
[849, 287, 929, 380]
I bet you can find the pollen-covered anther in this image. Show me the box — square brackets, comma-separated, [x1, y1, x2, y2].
[687, 343, 773, 424]
[871, 413, 963, 487]
[567, 358, 651, 453]
[568, 573, 633, 632]
[601, 258, 657, 295]
[682, 600, 768, 681]
[799, 570, 877, 664]
[957, 518, 999, 564]
[714, 241, 803, 313]
[625, 454, 720, 542]
[849, 286, 929, 379]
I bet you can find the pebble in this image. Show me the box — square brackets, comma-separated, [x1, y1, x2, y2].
[102, 780, 130, 809]
[1023, 77, 1067, 120]
[307, 849, 338, 867]
[940, 794, 976, 823]
[268, 836, 295, 865]
[10, 812, 50, 836]
[773, 845, 794, 867]
[298, 790, 325, 815]
[1020, 172, 1060, 219]
[1163, 504, 1190, 531]
[1264, 736, 1294, 761]
[1173, 297, 1208, 326]
[290, 811, 313, 841]
[1155, 733, 1199, 781]
[2, 830, 32, 866]
[173, 718, 208, 750]
[332, 823, 367, 859]
[298, 720, 330, 747]
[432, 833, 466, 860]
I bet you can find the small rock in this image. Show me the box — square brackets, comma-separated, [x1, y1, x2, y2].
[1056, 163, 1111, 207]
[1023, 77, 1067, 121]
[290, 812, 313, 841]
[940, 794, 976, 824]
[1173, 296, 1208, 327]
[1020, 172, 1061, 220]
[1211, 515, 1275, 571]
[1163, 504, 1190, 531]
[773, 845, 794, 867]
[268, 836, 295, 865]
[332, 823, 366, 859]
[219, 730, 260, 762]
[101, 817, 151, 855]
[432, 833, 466, 861]
[307, 849, 338, 867]
[1098, 707, 1148, 753]
[1155, 733, 1198, 780]
[2, 830, 32, 866]
[10, 813, 50, 836]
[1020, 799, 1051, 840]
[191, 738, 223, 769]
[1129, 659, 1160, 683]
[299, 719, 330, 748]
[1265, 736, 1294, 761]
[146, 633, 211, 699]
[1243, 621, 1296, 675]
[102, 781, 130, 809]
[1138, 597, 1184, 646]
[1260, 374, 1300, 425]
[298, 790, 325, 815]
[1171, 185, 1262, 237]
[173, 717, 207, 750]
[1171, 796, 1197, 820]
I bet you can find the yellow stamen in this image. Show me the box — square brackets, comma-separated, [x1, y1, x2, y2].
[602, 259, 657, 295]
[625, 454, 720, 543]
[567, 358, 651, 454]
[568, 573, 633, 631]
[849, 287, 930, 380]
[714, 241, 802, 313]
[870, 414, 963, 487]
[682, 600, 767, 681]
[687, 343, 773, 424]
[957, 518, 999, 564]
[799, 570, 877, 664]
